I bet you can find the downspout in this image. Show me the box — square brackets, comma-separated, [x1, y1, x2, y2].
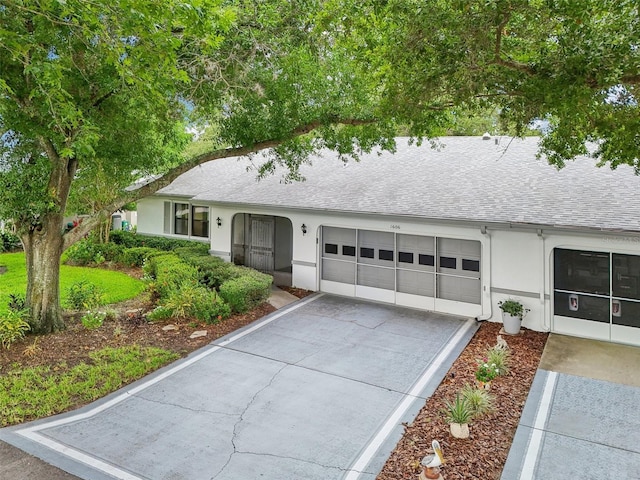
[476, 225, 492, 322]
[539, 228, 551, 331]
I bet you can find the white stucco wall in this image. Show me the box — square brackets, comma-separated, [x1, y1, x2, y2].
[137, 198, 640, 345]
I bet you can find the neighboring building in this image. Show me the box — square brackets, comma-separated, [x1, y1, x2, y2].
[137, 136, 640, 347]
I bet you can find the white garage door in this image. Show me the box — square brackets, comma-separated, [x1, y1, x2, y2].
[320, 227, 481, 315]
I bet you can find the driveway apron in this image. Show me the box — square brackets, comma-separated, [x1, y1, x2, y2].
[1, 294, 478, 480]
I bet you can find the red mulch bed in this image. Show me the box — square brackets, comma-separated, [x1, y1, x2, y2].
[377, 322, 548, 479]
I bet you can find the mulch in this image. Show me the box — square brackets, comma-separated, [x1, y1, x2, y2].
[1, 275, 547, 479]
[377, 322, 548, 480]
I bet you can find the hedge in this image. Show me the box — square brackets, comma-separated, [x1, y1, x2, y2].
[219, 267, 273, 313]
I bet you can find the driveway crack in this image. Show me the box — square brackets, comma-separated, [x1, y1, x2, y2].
[131, 394, 237, 417]
[234, 450, 375, 475]
[211, 363, 289, 480]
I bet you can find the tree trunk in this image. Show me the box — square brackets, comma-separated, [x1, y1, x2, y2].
[21, 213, 66, 333]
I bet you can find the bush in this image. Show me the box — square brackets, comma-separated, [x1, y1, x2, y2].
[8, 293, 26, 312]
[118, 247, 159, 267]
[487, 345, 511, 376]
[0, 309, 30, 349]
[173, 244, 211, 260]
[219, 268, 272, 313]
[110, 231, 205, 251]
[182, 255, 240, 290]
[148, 283, 231, 323]
[81, 311, 106, 330]
[64, 237, 123, 266]
[144, 254, 199, 300]
[190, 289, 231, 324]
[0, 231, 22, 252]
[65, 280, 104, 310]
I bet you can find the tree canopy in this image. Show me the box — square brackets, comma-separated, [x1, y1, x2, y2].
[0, 0, 392, 331]
[337, 0, 639, 168]
[1, 0, 638, 332]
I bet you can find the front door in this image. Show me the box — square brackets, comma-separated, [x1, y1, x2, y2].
[249, 216, 275, 273]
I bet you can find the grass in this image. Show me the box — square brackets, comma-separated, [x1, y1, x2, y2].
[0, 345, 179, 427]
[0, 252, 145, 315]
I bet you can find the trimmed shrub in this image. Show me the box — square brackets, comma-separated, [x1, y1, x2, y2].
[219, 268, 272, 313]
[110, 231, 205, 251]
[148, 282, 231, 323]
[64, 237, 123, 265]
[118, 247, 159, 267]
[183, 255, 239, 290]
[173, 245, 211, 260]
[145, 254, 199, 300]
[65, 280, 104, 310]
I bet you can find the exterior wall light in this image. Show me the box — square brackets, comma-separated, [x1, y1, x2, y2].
[216, 217, 222, 227]
[301, 223, 307, 235]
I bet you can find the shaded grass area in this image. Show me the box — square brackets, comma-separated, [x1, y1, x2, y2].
[0, 345, 179, 427]
[0, 252, 145, 315]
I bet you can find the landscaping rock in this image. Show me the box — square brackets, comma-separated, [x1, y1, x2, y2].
[189, 330, 207, 339]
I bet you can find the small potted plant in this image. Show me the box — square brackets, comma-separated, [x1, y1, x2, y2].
[443, 394, 472, 439]
[498, 298, 529, 335]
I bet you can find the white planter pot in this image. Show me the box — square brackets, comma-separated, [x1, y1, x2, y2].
[502, 312, 522, 335]
[450, 422, 470, 439]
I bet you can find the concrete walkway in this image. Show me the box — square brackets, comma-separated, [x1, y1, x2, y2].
[502, 334, 640, 479]
[1, 294, 477, 480]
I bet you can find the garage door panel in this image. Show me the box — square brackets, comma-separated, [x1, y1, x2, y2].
[322, 258, 355, 284]
[437, 275, 481, 304]
[397, 270, 435, 296]
[357, 264, 395, 290]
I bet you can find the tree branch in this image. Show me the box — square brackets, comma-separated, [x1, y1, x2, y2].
[493, 10, 535, 76]
[62, 116, 376, 250]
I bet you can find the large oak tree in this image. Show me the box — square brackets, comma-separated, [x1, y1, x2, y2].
[0, 0, 393, 333]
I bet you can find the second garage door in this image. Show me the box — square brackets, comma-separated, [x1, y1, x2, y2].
[320, 227, 482, 316]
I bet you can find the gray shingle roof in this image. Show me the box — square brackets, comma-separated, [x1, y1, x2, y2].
[156, 137, 640, 233]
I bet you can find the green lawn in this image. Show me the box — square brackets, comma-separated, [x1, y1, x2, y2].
[0, 252, 145, 315]
[0, 345, 179, 427]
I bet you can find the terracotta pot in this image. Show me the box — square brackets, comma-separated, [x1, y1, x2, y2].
[476, 379, 491, 390]
[450, 422, 470, 439]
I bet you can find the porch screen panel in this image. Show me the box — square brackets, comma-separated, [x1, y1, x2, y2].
[436, 238, 481, 304]
[321, 227, 356, 284]
[438, 275, 481, 304]
[358, 230, 395, 266]
[396, 234, 435, 296]
[397, 270, 435, 296]
[357, 264, 395, 290]
[553, 249, 610, 322]
[322, 258, 355, 284]
[356, 230, 395, 290]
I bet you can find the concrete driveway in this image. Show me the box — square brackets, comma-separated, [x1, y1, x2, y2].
[0, 294, 477, 480]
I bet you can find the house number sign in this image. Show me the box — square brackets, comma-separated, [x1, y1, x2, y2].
[390, 224, 401, 230]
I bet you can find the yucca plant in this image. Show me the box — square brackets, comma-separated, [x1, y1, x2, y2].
[487, 346, 511, 376]
[443, 394, 472, 424]
[461, 383, 495, 418]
